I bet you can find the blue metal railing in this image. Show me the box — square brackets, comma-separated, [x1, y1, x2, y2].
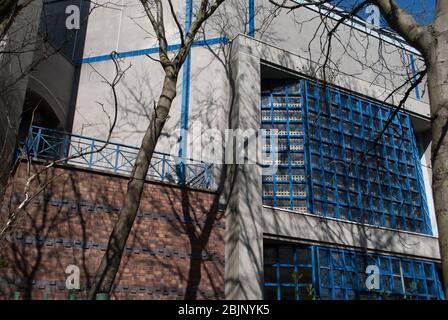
[18, 126, 214, 190]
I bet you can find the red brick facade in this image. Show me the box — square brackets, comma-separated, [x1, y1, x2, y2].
[0, 162, 225, 300]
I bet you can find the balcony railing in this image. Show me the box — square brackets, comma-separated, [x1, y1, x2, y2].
[18, 126, 214, 190]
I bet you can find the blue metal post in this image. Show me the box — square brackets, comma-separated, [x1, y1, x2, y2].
[336, 91, 352, 221]
[114, 145, 120, 173]
[276, 247, 281, 300]
[285, 84, 293, 209]
[178, 0, 194, 185]
[302, 80, 314, 214]
[271, 89, 277, 207]
[327, 88, 340, 219]
[376, 105, 389, 228]
[161, 154, 166, 182]
[409, 54, 421, 100]
[89, 140, 95, 169]
[248, 0, 255, 37]
[63, 134, 70, 161]
[34, 127, 42, 157]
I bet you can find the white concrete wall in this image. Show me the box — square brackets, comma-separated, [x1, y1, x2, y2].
[263, 206, 441, 260]
[73, 0, 236, 157]
[73, 1, 430, 150]
[419, 133, 438, 237]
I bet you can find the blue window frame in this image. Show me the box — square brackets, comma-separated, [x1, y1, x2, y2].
[261, 80, 308, 214]
[264, 244, 316, 300]
[264, 243, 445, 300]
[261, 79, 432, 235]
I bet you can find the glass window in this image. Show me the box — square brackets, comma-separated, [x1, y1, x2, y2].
[264, 243, 444, 300]
[261, 79, 432, 235]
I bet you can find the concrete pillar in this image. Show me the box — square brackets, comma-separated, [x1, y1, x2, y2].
[0, 1, 43, 197]
[224, 38, 264, 300]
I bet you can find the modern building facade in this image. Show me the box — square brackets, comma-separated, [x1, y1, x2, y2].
[0, 0, 444, 300]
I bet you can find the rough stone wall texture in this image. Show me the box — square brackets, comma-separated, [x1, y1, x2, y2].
[0, 162, 225, 300]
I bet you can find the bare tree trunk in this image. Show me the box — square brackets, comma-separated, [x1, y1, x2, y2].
[88, 67, 178, 299]
[428, 33, 448, 297]
[86, 0, 225, 300]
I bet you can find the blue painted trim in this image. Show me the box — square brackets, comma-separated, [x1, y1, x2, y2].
[303, 81, 315, 215]
[178, 53, 192, 184]
[177, 0, 194, 185]
[276, 247, 281, 300]
[78, 37, 229, 65]
[310, 246, 316, 299]
[248, 0, 255, 37]
[184, 0, 193, 30]
[285, 84, 293, 209]
[409, 54, 421, 100]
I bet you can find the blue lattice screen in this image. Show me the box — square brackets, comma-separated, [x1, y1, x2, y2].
[264, 243, 445, 300]
[261, 79, 432, 235]
[261, 81, 307, 213]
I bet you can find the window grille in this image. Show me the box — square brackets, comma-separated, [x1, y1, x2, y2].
[261, 79, 432, 235]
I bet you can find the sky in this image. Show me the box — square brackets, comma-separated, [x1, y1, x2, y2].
[333, 0, 436, 26]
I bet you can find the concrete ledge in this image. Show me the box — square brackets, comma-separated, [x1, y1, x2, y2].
[232, 34, 431, 120]
[263, 206, 441, 260]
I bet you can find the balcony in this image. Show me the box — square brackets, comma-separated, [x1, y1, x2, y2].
[17, 126, 214, 190]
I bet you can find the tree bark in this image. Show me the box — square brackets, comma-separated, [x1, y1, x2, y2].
[88, 67, 178, 299]
[373, 0, 448, 298]
[427, 30, 448, 297]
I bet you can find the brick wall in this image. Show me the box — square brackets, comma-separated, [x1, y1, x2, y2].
[0, 162, 225, 300]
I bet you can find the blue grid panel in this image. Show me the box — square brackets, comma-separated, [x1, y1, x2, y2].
[261, 80, 308, 213]
[263, 243, 445, 300]
[264, 244, 316, 300]
[316, 246, 444, 300]
[261, 79, 432, 235]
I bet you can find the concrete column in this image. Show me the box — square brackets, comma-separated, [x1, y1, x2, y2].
[224, 38, 264, 300]
[0, 1, 43, 197]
